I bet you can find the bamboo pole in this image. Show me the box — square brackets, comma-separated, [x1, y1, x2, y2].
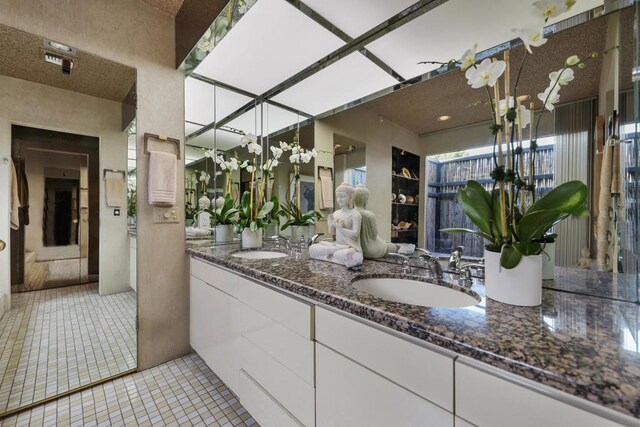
[503, 51, 515, 229]
[596, 136, 612, 270]
[516, 98, 526, 212]
[528, 102, 535, 204]
[493, 68, 508, 241]
[295, 164, 301, 212]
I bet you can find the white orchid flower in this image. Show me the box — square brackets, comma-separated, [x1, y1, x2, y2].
[310, 148, 318, 158]
[247, 141, 263, 155]
[516, 105, 531, 129]
[271, 159, 279, 169]
[498, 97, 515, 117]
[291, 145, 300, 154]
[465, 58, 506, 89]
[270, 146, 283, 159]
[246, 165, 255, 173]
[512, 25, 547, 54]
[533, 0, 570, 19]
[549, 67, 574, 86]
[300, 151, 313, 164]
[289, 153, 300, 164]
[279, 141, 290, 151]
[459, 44, 477, 71]
[228, 157, 239, 171]
[204, 149, 215, 159]
[240, 132, 257, 147]
[537, 85, 561, 111]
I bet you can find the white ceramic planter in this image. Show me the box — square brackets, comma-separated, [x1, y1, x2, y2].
[290, 225, 312, 245]
[541, 242, 555, 280]
[215, 224, 235, 243]
[484, 249, 542, 306]
[241, 228, 263, 249]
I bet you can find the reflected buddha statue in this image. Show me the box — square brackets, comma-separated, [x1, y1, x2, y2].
[354, 185, 398, 259]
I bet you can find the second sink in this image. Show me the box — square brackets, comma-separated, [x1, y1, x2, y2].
[352, 277, 480, 308]
[232, 250, 288, 260]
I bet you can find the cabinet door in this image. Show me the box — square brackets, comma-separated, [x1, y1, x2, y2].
[455, 362, 623, 427]
[190, 275, 241, 392]
[316, 344, 453, 427]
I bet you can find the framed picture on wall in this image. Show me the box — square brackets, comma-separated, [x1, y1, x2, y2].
[289, 173, 315, 213]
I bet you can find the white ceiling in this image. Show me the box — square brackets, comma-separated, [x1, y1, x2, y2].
[186, 0, 604, 147]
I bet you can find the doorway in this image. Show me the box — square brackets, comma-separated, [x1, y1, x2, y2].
[10, 126, 99, 293]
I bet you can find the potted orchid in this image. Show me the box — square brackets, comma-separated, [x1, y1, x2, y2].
[234, 133, 277, 248]
[278, 131, 322, 243]
[437, 0, 594, 306]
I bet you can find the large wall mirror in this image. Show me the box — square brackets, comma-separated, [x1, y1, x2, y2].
[0, 24, 137, 415]
[183, 0, 638, 301]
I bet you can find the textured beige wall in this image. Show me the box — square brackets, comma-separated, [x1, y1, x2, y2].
[0, 0, 188, 370]
[316, 108, 424, 246]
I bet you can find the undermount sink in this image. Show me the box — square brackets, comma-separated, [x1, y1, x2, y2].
[352, 277, 480, 308]
[232, 251, 288, 260]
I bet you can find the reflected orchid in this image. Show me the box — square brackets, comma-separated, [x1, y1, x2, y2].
[512, 25, 547, 54]
[460, 44, 477, 71]
[465, 58, 506, 89]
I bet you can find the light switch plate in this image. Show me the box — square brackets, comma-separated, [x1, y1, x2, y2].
[153, 206, 179, 224]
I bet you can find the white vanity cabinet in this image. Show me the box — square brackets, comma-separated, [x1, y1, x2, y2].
[189, 258, 242, 392]
[454, 361, 624, 427]
[238, 277, 315, 427]
[315, 307, 455, 427]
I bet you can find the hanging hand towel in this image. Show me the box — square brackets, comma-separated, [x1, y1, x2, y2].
[105, 172, 126, 207]
[10, 160, 20, 230]
[148, 150, 177, 206]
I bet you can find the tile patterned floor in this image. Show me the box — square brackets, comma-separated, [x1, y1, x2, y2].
[0, 284, 136, 413]
[0, 354, 258, 427]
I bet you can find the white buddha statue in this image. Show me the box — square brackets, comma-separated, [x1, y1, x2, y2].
[309, 182, 364, 268]
[197, 196, 211, 229]
[354, 185, 398, 259]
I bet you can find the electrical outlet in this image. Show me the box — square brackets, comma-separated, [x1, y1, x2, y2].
[153, 207, 179, 224]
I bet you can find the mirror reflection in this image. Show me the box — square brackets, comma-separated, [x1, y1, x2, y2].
[1, 23, 137, 415]
[184, 0, 638, 301]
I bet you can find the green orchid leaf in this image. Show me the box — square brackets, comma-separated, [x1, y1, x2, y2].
[440, 227, 493, 242]
[457, 181, 493, 238]
[500, 245, 523, 269]
[527, 181, 588, 216]
[257, 201, 274, 219]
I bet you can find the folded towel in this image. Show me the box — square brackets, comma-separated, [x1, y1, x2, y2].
[10, 161, 20, 230]
[397, 243, 416, 255]
[105, 172, 125, 207]
[148, 151, 177, 206]
[186, 227, 211, 237]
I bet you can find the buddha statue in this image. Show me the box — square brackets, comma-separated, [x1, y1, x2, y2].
[197, 196, 211, 229]
[354, 185, 398, 259]
[309, 182, 363, 268]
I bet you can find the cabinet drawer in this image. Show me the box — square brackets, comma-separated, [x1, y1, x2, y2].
[191, 257, 239, 297]
[241, 303, 314, 386]
[242, 337, 315, 427]
[316, 344, 453, 427]
[239, 370, 302, 427]
[239, 277, 312, 339]
[315, 307, 454, 411]
[190, 276, 241, 392]
[455, 362, 622, 427]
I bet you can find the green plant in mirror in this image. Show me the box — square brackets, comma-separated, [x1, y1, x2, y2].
[236, 191, 276, 232]
[442, 180, 588, 268]
[205, 194, 238, 226]
[278, 201, 323, 231]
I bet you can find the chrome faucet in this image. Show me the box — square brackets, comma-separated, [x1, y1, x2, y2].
[266, 235, 292, 252]
[414, 248, 443, 279]
[448, 246, 464, 272]
[388, 253, 412, 274]
[310, 233, 325, 246]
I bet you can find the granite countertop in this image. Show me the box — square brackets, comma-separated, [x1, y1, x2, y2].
[186, 243, 640, 421]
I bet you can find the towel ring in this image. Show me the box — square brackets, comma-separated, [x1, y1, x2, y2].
[143, 133, 181, 160]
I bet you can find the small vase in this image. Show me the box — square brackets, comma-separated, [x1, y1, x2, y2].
[290, 225, 312, 245]
[241, 228, 263, 249]
[484, 249, 542, 306]
[215, 224, 235, 243]
[263, 222, 279, 239]
[541, 242, 555, 280]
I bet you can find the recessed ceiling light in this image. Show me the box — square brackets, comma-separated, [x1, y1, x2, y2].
[437, 115, 451, 121]
[516, 95, 531, 102]
[48, 41, 72, 52]
[334, 144, 342, 149]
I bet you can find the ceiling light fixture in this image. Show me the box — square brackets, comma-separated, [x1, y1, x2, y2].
[334, 144, 342, 149]
[437, 115, 451, 121]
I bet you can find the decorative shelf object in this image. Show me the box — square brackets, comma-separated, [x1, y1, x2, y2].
[391, 147, 420, 245]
